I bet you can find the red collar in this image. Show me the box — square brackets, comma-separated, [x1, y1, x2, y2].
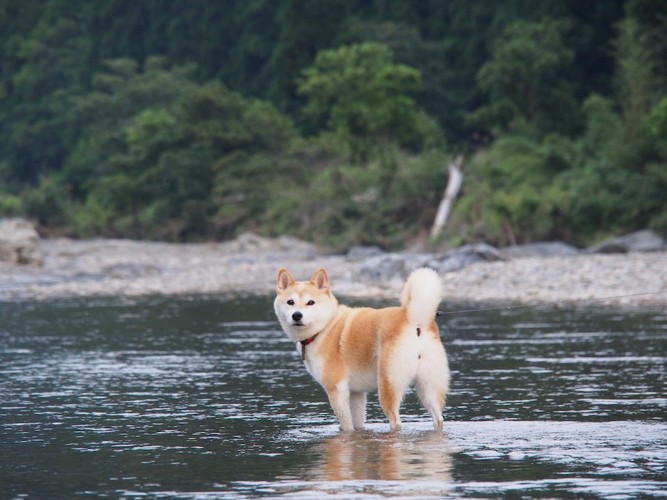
[299, 333, 319, 360]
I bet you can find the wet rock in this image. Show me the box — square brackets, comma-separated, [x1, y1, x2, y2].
[501, 242, 580, 259]
[0, 218, 42, 266]
[587, 230, 667, 254]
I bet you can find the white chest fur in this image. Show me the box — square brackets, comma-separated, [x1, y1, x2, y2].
[300, 342, 326, 386]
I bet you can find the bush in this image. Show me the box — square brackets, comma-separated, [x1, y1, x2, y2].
[271, 146, 449, 251]
[0, 193, 24, 216]
[451, 135, 572, 245]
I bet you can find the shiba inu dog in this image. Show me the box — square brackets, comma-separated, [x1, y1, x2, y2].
[274, 267, 449, 432]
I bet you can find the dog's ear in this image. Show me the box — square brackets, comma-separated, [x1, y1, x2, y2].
[277, 268, 295, 291]
[310, 268, 329, 291]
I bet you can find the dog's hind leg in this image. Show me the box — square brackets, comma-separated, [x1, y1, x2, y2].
[415, 339, 449, 431]
[378, 361, 413, 432]
[350, 391, 367, 430]
[378, 336, 418, 431]
[379, 376, 408, 431]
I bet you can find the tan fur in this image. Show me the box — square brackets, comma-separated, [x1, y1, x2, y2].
[274, 267, 449, 432]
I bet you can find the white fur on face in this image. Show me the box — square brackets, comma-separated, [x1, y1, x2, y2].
[274, 283, 337, 342]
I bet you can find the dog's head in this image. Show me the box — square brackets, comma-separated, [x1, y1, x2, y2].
[273, 268, 338, 342]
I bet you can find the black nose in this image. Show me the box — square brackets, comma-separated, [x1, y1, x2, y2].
[292, 311, 303, 322]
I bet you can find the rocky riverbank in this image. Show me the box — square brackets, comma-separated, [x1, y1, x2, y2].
[1, 227, 666, 308]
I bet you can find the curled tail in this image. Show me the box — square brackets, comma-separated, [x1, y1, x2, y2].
[400, 267, 444, 325]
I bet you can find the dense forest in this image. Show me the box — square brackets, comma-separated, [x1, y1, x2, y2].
[1, 0, 666, 250]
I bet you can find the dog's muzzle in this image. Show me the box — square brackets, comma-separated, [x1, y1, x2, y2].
[292, 311, 304, 325]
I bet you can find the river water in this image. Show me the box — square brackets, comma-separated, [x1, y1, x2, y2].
[1, 295, 665, 498]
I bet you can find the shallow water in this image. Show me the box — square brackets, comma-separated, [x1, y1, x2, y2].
[1, 295, 665, 498]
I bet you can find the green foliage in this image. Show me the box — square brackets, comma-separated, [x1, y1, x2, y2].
[557, 161, 664, 243]
[298, 42, 443, 161]
[471, 18, 578, 138]
[75, 73, 298, 241]
[0, 2, 94, 186]
[265, 147, 450, 250]
[452, 135, 571, 245]
[558, 13, 667, 242]
[649, 97, 667, 156]
[450, 5, 667, 247]
[0, 1, 665, 249]
[20, 174, 73, 229]
[0, 192, 23, 216]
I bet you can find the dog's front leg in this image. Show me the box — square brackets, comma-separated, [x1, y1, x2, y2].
[326, 383, 355, 432]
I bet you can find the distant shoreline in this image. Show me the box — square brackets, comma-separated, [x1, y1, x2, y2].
[1, 235, 666, 308]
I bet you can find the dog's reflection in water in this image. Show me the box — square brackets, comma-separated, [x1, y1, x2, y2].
[304, 427, 454, 482]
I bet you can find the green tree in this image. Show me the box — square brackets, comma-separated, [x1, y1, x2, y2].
[471, 18, 577, 138]
[575, 14, 661, 173]
[75, 69, 298, 241]
[613, 15, 658, 164]
[626, 0, 667, 84]
[62, 57, 198, 199]
[269, 0, 351, 113]
[561, 13, 667, 239]
[298, 42, 442, 161]
[1, 3, 93, 186]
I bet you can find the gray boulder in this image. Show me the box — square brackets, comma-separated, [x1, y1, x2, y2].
[587, 230, 667, 254]
[433, 243, 505, 274]
[219, 232, 317, 260]
[359, 253, 432, 283]
[346, 245, 384, 261]
[0, 218, 42, 265]
[359, 243, 505, 282]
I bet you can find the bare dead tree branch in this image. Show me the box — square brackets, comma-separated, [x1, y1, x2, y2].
[430, 155, 464, 239]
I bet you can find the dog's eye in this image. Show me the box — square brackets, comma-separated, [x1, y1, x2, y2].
[307, 300, 315, 306]
[287, 299, 294, 306]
